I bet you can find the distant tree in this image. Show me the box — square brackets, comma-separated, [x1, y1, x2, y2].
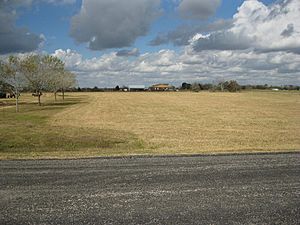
[181, 82, 191, 90]
[218, 79, 226, 92]
[191, 82, 202, 92]
[115, 85, 120, 91]
[202, 83, 213, 90]
[0, 56, 27, 112]
[92, 86, 99, 92]
[211, 78, 225, 92]
[227, 80, 241, 92]
[255, 84, 267, 90]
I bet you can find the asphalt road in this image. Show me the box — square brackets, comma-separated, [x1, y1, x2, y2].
[0, 153, 299, 225]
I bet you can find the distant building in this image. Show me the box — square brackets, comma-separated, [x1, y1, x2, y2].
[149, 84, 173, 91]
[128, 85, 146, 92]
[120, 87, 128, 92]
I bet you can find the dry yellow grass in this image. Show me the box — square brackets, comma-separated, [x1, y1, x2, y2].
[50, 91, 300, 154]
[0, 93, 146, 159]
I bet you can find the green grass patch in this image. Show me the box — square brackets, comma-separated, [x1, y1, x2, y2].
[0, 95, 147, 159]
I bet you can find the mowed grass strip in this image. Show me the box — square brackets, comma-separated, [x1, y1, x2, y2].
[51, 91, 300, 155]
[0, 93, 147, 159]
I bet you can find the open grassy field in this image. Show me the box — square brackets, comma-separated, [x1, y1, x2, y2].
[0, 91, 299, 159]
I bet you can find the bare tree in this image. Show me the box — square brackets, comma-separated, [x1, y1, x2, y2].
[0, 56, 27, 112]
[59, 70, 77, 101]
[44, 56, 65, 101]
[21, 55, 42, 105]
[21, 55, 64, 106]
[1, 54, 77, 108]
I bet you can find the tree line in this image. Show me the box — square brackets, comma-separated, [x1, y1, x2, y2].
[0, 55, 77, 112]
[184, 81, 299, 92]
[187, 80, 241, 92]
[66, 80, 300, 93]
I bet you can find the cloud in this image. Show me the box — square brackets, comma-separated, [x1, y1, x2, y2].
[150, 19, 233, 46]
[192, 31, 253, 51]
[70, 0, 161, 51]
[53, 48, 300, 87]
[191, 0, 300, 53]
[178, 0, 221, 20]
[0, 2, 43, 54]
[53, 49, 83, 68]
[116, 48, 140, 57]
[0, 0, 75, 54]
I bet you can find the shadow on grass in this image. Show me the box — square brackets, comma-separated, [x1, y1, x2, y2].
[0, 96, 149, 158]
[5, 97, 86, 113]
[45, 101, 82, 106]
[0, 125, 146, 155]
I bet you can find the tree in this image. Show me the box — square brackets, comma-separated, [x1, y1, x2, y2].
[21, 55, 44, 106]
[59, 70, 77, 100]
[227, 80, 241, 92]
[45, 56, 65, 101]
[0, 70, 10, 95]
[21, 55, 68, 105]
[191, 82, 202, 92]
[39, 55, 76, 101]
[212, 78, 226, 92]
[1, 54, 76, 108]
[202, 83, 213, 90]
[181, 82, 191, 90]
[0, 56, 27, 112]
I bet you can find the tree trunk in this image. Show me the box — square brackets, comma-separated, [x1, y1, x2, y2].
[15, 89, 19, 113]
[54, 92, 57, 101]
[62, 89, 65, 101]
[38, 93, 41, 106]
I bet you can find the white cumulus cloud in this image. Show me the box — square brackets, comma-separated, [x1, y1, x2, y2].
[52, 48, 300, 87]
[191, 0, 300, 53]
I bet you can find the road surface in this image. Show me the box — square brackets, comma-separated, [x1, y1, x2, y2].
[0, 153, 300, 224]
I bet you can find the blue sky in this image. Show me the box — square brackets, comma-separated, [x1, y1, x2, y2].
[1, 0, 300, 87]
[15, 0, 275, 57]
